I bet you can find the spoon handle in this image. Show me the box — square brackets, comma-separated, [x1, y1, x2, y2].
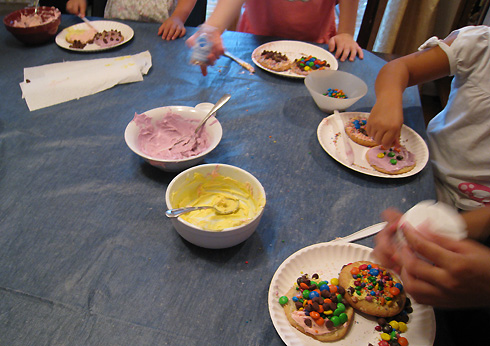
[165, 206, 213, 218]
[194, 93, 231, 134]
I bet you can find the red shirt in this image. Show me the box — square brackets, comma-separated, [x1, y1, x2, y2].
[237, 0, 337, 43]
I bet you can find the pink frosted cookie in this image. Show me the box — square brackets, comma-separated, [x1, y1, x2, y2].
[366, 146, 416, 175]
[344, 116, 377, 147]
[256, 50, 292, 72]
[93, 30, 124, 48]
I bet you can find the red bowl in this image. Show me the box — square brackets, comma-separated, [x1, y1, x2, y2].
[3, 6, 61, 45]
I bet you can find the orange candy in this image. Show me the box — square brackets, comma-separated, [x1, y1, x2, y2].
[398, 337, 408, 346]
[350, 267, 360, 275]
[389, 287, 401, 296]
[314, 317, 325, 326]
[300, 283, 309, 290]
[309, 311, 320, 319]
[328, 285, 338, 294]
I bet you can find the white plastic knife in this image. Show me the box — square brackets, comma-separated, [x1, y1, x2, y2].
[331, 110, 355, 165]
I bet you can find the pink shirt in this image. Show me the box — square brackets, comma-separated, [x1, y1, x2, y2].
[237, 0, 337, 43]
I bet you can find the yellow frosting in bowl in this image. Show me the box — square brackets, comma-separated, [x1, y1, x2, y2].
[170, 172, 265, 231]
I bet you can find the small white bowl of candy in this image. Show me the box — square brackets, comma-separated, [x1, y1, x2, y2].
[305, 70, 367, 112]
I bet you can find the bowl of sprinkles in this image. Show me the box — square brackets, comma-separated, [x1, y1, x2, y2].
[305, 70, 367, 112]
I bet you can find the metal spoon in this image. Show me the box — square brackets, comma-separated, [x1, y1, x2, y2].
[33, 0, 40, 14]
[170, 94, 231, 148]
[165, 197, 239, 218]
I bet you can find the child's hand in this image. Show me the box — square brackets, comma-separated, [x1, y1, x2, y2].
[186, 25, 225, 76]
[373, 208, 403, 272]
[66, 0, 87, 17]
[158, 17, 186, 41]
[366, 97, 403, 148]
[327, 33, 364, 62]
[396, 223, 490, 308]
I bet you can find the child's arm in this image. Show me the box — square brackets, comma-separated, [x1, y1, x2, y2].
[366, 39, 452, 148]
[205, 0, 246, 33]
[329, 0, 363, 61]
[462, 205, 490, 241]
[158, 0, 199, 40]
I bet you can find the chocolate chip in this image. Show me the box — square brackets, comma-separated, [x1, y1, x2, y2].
[311, 302, 320, 311]
[321, 289, 331, 298]
[337, 286, 346, 295]
[304, 318, 312, 327]
[325, 319, 334, 329]
[295, 301, 303, 309]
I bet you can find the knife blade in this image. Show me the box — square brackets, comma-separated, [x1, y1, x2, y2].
[331, 110, 355, 165]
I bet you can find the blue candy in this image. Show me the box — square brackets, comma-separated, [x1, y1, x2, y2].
[309, 291, 320, 299]
[369, 268, 380, 276]
[320, 284, 329, 291]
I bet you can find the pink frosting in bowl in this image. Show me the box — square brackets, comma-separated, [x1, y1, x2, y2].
[124, 104, 223, 172]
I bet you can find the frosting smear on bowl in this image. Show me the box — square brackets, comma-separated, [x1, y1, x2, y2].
[170, 171, 265, 231]
[133, 111, 210, 160]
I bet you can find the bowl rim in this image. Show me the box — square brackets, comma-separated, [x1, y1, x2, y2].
[124, 105, 223, 164]
[165, 163, 267, 234]
[304, 69, 368, 100]
[3, 6, 61, 29]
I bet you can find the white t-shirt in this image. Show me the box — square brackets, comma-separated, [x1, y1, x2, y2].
[420, 26, 490, 210]
[104, 0, 176, 23]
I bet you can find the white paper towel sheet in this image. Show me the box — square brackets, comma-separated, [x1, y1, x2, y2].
[20, 51, 152, 111]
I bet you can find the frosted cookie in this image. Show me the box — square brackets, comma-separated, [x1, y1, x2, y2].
[339, 261, 406, 318]
[366, 146, 416, 175]
[278, 273, 354, 342]
[93, 29, 124, 48]
[255, 50, 292, 72]
[291, 55, 331, 76]
[65, 28, 97, 44]
[344, 116, 377, 147]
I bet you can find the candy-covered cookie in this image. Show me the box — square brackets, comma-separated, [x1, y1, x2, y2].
[278, 273, 354, 342]
[344, 116, 377, 147]
[255, 50, 292, 72]
[339, 261, 406, 317]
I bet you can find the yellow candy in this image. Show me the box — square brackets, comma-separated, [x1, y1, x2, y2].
[398, 322, 408, 332]
[324, 310, 333, 315]
[377, 153, 385, 158]
[389, 321, 399, 330]
[386, 300, 393, 306]
[380, 333, 391, 341]
[304, 66, 311, 71]
[331, 278, 339, 286]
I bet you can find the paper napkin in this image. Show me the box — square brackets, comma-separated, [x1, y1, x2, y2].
[19, 51, 152, 111]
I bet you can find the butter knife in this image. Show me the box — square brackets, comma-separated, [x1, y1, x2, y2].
[329, 222, 387, 243]
[331, 110, 355, 165]
[224, 51, 255, 73]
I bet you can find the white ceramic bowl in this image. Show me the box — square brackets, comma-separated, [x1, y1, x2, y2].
[124, 103, 222, 172]
[165, 164, 266, 249]
[305, 70, 368, 112]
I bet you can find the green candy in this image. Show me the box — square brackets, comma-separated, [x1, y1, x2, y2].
[302, 289, 310, 299]
[279, 296, 288, 305]
[330, 315, 341, 327]
[339, 312, 348, 324]
[388, 152, 395, 157]
[390, 159, 397, 165]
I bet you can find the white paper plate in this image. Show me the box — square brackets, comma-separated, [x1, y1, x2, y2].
[268, 241, 436, 346]
[252, 40, 338, 78]
[317, 112, 429, 178]
[56, 20, 134, 52]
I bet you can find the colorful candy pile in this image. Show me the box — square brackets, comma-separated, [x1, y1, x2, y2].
[279, 274, 350, 329]
[295, 55, 330, 72]
[347, 263, 404, 306]
[324, 88, 347, 99]
[371, 298, 413, 346]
